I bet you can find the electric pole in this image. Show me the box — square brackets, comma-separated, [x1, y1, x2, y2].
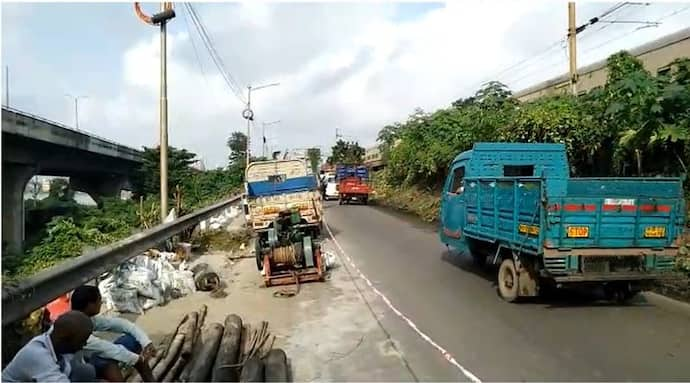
[568, 1, 578, 95]
[134, 2, 176, 222]
[242, 83, 280, 170]
[64, 94, 87, 130]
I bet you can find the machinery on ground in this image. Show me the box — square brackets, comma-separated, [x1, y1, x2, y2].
[246, 159, 325, 287]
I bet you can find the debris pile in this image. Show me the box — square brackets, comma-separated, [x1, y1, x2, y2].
[128, 305, 289, 382]
[199, 207, 240, 232]
[99, 251, 196, 314]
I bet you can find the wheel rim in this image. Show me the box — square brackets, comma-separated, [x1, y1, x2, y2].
[498, 259, 518, 300]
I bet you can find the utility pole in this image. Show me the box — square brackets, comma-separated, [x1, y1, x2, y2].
[64, 94, 87, 130]
[134, 2, 176, 222]
[245, 86, 253, 170]
[568, 1, 578, 95]
[242, 82, 280, 170]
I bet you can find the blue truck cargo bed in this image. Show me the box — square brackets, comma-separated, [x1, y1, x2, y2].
[439, 142, 686, 301]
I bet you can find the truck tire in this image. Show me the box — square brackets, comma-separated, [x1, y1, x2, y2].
[255, 240, 264, 271]
[498, 259, 519, 302]
[362, 197, 368, 205]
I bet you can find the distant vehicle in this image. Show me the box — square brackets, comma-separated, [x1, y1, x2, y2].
[439, 142, 685, 303]
[335, 165, 371, 205]
[322, 174, 339, 200]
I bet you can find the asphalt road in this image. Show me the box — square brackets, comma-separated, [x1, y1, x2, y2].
[324, 202, 690, 381]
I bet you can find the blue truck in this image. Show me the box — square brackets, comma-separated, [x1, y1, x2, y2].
[439, 143, 686, 302]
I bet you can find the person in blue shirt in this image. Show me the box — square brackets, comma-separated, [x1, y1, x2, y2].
[70, 285, 156, 382]
[2, 310, 95, 382]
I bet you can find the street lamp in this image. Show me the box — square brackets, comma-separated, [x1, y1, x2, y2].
[262, 120, 281, 158]
[242, 82, 280, 170]
[133, 2, 176, 222]
[64, 94, 88, 131]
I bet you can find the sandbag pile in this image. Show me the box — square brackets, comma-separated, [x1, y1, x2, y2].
[98, 253, 196, 314]
[128, 305, 289, 382]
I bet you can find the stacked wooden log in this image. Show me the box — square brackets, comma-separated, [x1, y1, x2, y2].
[128, 305, 289, 382]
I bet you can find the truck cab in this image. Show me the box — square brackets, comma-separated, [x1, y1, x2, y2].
[440, 143, 685, 302]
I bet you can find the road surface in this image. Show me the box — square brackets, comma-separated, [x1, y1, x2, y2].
[324, 202, 690, 381]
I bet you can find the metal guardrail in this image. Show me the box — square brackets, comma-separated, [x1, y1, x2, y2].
[2, 194, 243, 326]
[1, 106, 143, 158]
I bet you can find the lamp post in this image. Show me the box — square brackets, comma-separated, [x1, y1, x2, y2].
[242, 82, 280, 170]
[64, 94, 88, 131]
[133, 2, 176, 222]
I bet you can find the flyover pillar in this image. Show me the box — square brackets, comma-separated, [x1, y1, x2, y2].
[2, 163, 35, 254]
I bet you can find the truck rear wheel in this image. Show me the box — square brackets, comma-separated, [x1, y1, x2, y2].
[498, 258, 519, 302]
[255, 239, 264, 271]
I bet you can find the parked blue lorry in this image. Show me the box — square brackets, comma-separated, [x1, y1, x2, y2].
[439, 143, 686, 302]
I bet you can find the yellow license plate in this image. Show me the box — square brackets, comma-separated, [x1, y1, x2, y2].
[567, 226, 589, 238]
[644, 226, 666, 238]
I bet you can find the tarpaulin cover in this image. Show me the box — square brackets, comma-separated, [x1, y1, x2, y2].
[247, 175, 317, 197]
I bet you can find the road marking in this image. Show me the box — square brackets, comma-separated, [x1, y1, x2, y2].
[324, 219, 482, 383]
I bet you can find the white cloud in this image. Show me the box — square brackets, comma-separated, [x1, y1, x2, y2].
[5, 2, 690, 168]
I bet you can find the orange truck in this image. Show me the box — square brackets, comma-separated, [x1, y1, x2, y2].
[335, 164, 370, 205]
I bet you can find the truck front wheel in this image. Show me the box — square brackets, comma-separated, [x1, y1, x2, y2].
[498, 259, 519, 302]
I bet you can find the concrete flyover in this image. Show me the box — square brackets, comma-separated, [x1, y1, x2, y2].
[2, 106, 144, 253]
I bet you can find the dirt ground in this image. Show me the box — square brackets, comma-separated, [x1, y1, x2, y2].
[119, 219, 416, 381]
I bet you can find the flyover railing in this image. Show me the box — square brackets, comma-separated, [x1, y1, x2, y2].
[2, 194, 243, 325]
[1, 106, 143, 159]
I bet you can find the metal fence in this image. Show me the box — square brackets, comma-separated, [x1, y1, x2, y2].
[2, 194, 243, 325]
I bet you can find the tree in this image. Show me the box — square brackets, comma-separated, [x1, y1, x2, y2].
[307, 148, 321, 175]
[227, 131, 247, 166]
[26, 177, 41, 200]
[227, 131, 248, 181]
[48, 178, 74, 201]
[132, 146, 197, 198]
[327, 140, 364, 165]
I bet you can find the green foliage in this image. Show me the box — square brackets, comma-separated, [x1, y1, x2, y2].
[9, 139, 244, 280]
[48, 178, 74, 201]
[380, 52, 690, 188]
[4, 198, 138, 278]
[307, 148, 321, 175]
[327, 140, 365, 165]
[384, 82, 517, 187]
[132, 146, 197, 198]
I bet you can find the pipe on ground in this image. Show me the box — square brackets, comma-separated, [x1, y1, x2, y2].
[211, 314, 243, 382]
[187, 323, 224, 382]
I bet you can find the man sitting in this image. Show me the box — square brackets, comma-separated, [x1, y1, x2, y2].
[70, 285, 156, 382]
[2, 310, 96, 382]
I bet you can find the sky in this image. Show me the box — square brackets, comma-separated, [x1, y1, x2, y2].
[2, 1, 689, 169]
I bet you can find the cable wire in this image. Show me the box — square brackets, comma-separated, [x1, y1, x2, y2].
[183, 2, 247, 104]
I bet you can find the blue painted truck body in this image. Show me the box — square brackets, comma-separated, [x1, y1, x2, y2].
[439, 143, 685, 287]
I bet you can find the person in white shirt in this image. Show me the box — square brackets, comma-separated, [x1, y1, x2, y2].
[2, 310, 95, 382]
[70, 285, 156, 382]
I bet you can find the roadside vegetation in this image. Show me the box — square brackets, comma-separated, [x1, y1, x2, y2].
[372, 51, 690, 298]
[3, 133, 252, 280]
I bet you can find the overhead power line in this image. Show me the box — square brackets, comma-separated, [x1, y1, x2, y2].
[581, 4, 690, 56]
[183, 2, 247, 104]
